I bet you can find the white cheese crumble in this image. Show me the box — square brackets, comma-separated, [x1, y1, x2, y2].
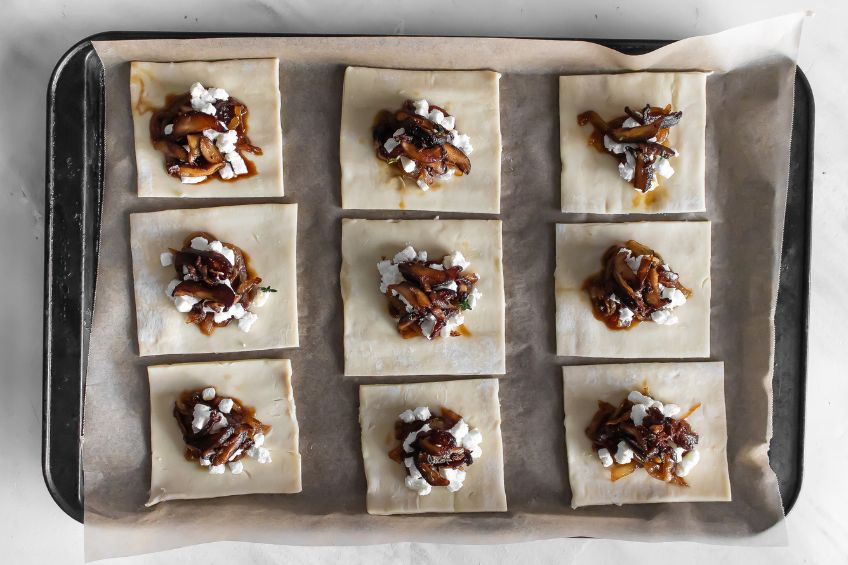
[427, 108, 445, 125]
[228, 460, 244, 474]
[442, 468, 467, 492]
[199, 458, 211, 466]
[213, 302, 245, 324]
[248, 446, 272, 464]
[416, 179, 429, 191]
[383, 137, 400, 154]
[597, 447, 614, 468]
[630, 403, 649, 426]
[238, 311, 258, 332]
[672, 446, 685, 463]
[393, 246, 417, 264]
[208, 464, 225, 475]
[618, 150, 636, 182]
[165, 279, 181, 297]
[163, 123, 174, 135]
[660, 285, 687, 308]
[440, 314, 465, 338]
[190, 82, 228, 116]
[192, 403, 212, 431]
[160, 252, 173, 267]
[181, 175, 206, 184]
[435, 280, 458, 293]
[399, 406, 431, 423]
[443, 250, 470, 270]
[663, 404, 681, 418]
[226, 151, 248, 176]
[218, 398, 234, 414]
[253, 432, 265, 447]
[190, 236, 209, 250]
[675, 449, 700, 477]
[651, 309, 679, 325]
[400, 155, 416, 173]
[656, 157, 675, 179]
[174, 294, 200, 313]
[413, 99, 429, 117]
[377, 259, 404, 294]
[466, 286, 482, 310]
[404, 458, 433, 496]
[419, 313, 437, 339]
[201, 387, 216, 401]
[614, 440, 634, 464]
[450, 130, 473, 155]
[416, 250, 428, 262]
[403, 424, 431, 453]
[207, 240, 235, 264]
[618, 306, 634, 326]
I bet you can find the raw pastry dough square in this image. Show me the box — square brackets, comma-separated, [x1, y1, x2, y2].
[359, 378, 507, 515]
[130, 204, 299, 356]
[130, 59, 284, 198]
[555, 221, 710, 358]
[147, 358, 301, 505]
[559, 72, 707, 213]
[562, 362, 731, 508]
[340, 66, 501, 213]
[341, 219, 505, 376]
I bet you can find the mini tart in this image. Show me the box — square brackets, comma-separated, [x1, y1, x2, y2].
[359, 378, 506, 515]
[559, 72, 707, 214]
[130, 204, 298, 356]
[130, 59, 284, 198]
[147, 359, 301, 505]
[340, 66, 501, 213]
[562, 362, 731, 508]
[341, 219, 505, 376]
[555, 221, 710, 358]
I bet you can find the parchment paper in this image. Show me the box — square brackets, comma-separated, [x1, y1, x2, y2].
[83, 13, 806, 560]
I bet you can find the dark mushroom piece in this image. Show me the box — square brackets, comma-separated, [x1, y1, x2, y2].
[172, 280, 237, 308]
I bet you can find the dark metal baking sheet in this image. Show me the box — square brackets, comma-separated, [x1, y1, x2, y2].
[42, 32, 812, 524]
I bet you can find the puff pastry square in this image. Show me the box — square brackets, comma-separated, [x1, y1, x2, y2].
[130, 59, 284, 198]
[562, 362, 731, 508]
[147, 359, 301, 505]
[130, 204, 299, 356]
[359, 378, 507, 515]
[341, 219, 505, 376]
[559, 72, 708, 214]
[555, 221, 711, 358]
[340, 66, 501, 213]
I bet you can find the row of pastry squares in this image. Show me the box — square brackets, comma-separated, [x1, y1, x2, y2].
[131, 61, 707, 214]
[132, 61, 725, 512]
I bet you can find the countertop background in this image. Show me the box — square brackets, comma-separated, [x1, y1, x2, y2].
[2, 1, 844, 563]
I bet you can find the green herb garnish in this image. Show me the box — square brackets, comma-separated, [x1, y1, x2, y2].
[260, 286, 278, 293]
[459, 298, 471, 311]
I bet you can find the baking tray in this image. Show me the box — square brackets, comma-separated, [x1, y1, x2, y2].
[42, 32, 813, 524]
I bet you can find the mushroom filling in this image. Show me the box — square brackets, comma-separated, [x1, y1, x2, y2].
[388, 406, 483, 496]
[586, 388, 701, 485]
[583, 240, 691, 330]
[149, 82, 262, 184]
[373, 99, 473, 191]
[161, 231, 272, 335]
[577, 104, 682, 193]
[377, 246, 482, 339]
[173, 387, 272, 475]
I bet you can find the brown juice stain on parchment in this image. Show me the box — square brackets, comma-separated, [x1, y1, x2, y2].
[455, 324, 472, 337]
[131, 75, 158, 115]
[631, 186, 663, 209]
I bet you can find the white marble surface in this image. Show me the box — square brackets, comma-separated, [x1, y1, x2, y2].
[1, 0, 845, 563]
